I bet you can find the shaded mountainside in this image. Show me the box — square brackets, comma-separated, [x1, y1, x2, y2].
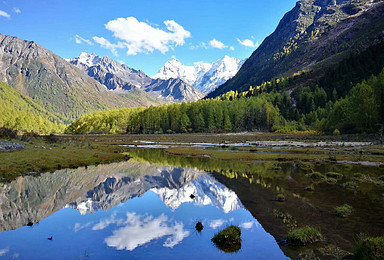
[0, 35, 159, 123]
[145, 78, 204, 102]
[69, 52, 204, 102]
[0, 81, 63, 133]
[208, 0, 384, 97]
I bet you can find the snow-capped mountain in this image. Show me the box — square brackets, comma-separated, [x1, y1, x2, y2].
[153, 56, 245, 94]
[68, 52, 204, 102]
[151, 174, 243, 213]
[68, 52, 153, 90]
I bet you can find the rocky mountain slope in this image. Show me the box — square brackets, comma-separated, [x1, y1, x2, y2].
[208, 0, 384, 97]
[153, 56, 245, 94]
[0, 34, 162, 122]
[69, 52, 204, 102]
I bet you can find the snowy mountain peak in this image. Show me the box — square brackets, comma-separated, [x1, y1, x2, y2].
[153, 56, 245, 94]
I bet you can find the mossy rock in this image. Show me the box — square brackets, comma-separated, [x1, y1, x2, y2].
[354, 236, 384, 260]
[334, 204, 353, 217]
[211, 225, 241, 253]
[287, 226, 322, 246]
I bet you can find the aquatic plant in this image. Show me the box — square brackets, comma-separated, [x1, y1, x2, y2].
[287, 226, 322, 246]
[354, 236, 384, 260]
[334, 204, 353, 217]
[342, 181, 359, 189]
[211, 225, 241, 253]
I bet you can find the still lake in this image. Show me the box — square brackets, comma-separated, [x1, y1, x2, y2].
[0, 160, 288, 259]
[1, 148, 384, 259]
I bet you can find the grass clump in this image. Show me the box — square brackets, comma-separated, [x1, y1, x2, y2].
[326, 177, 338, 184]
[298, 162, 314, 170]
[326, 172, 343, 180]
[354, 236, 384, 260]
[276, 193, 286, 202]
[334, 204, 353, 217]
[342, 181, 359, 189]
[211, 225, 241, 253]
[306, 171, 326, 180]
[287, 226, 322, 246]
[306, 184, 315, 191]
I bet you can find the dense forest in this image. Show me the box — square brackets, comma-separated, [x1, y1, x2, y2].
[66, 64, 384, 135]
[0, 82, 64, 134]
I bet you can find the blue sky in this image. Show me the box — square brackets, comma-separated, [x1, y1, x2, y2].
[0, 0, 296, 76]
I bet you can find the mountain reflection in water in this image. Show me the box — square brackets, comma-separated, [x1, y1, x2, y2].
[0, 161, 288, 259]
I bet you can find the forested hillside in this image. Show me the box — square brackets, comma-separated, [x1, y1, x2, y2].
[208, 0, 384, 98]
[0, 82, 64, 133]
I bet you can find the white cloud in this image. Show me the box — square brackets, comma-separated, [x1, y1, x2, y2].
[92, 212, 124, 230]
[74, 35, 94, 46]
[237, 38, 260, 48]
[94, 17, 191, 56]
[209, 219, 225, 229]
[74, 222, 92, 232]
[189, 42, 208, 50]
[0, 10, 10, 19]
[92, 36, 124, 56]
[13, 8, 20, 14]
[209, 39, 227, 49]
[0, 249, 8, 256]
[104, 213, 189, 251]
[229, 46, 235, 51]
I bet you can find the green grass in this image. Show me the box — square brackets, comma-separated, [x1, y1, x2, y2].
[334, 204, 353, 217]
[211, 225, 242, 253]
[354, 236, 384, 260]
[0, 137, 130, 181]
[326, 172, 343, 180]
[287, 226, 322, 246]
[276, 193, 286, 202]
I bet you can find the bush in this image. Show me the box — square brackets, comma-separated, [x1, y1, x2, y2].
[287, 226, 322, 246]
[354, 236, 384, 260]
[211, 225, 241, 252]
[334, 204, 353, 217]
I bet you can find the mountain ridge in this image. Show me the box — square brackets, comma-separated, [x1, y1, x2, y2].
[208, 0, 384, 97]
[69, 52, 204, 102]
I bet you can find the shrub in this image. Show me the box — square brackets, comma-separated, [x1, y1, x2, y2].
[287, 226, 322, 246]
[334, 204, 353, 217]
[354, 236, 384, 260]
[211, 225, 241, 252]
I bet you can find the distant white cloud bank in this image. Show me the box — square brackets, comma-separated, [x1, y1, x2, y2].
[237, 38, 260, 48]
[0, 10, 10, 19]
